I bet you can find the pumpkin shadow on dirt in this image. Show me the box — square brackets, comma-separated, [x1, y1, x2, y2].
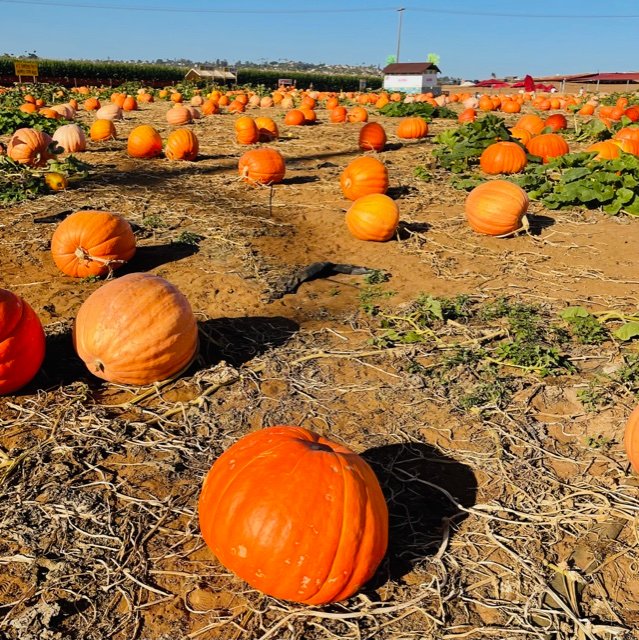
[282, 175, 320, 185]
[32, 323, 93, 389]
[361, 442, 478, 586]
[527, 213, 555, 236]
[196, 316, 299, 368]
[118, 242, 200, 274]
[397, 220, 431, 238]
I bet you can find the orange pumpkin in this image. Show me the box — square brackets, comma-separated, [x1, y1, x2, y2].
[284, 109, 306, 126]
[586, 141, 621, 160]
[51, 211, 136, 278]
[7, 128, 54, 167]
[479, 141, 527, 175]
[396, 117, 429, 139]
[345, 193, 399, 241]
[347, 106, 368, 123]
[122, 96, 138, 111]
[358, 122, 387, 152]
[235, 116, 259, 145]
[509, 127, 533, 146]
[127, 125, 163, 159]
[238, 148, 286, 185]
[458, 108, 476, 123]
[340, 156, 389, 200]
[164, 128, 199, 161]
[0, 289, 46, 394]
[329, 106, 348, 123]
[83, 97, 100, 111]
[166, 106, 192, 126]
[198, 426, 388, 605]
[90, 119, 116, 142]
[614, 139, 639, 156]
[544, 114, 567, 132]
[526, 133, 569, 163]
[515, 114, 546, 136]
[73, 272, 199, 385]
[254, 117, 279, 142]
[624, 405, 639, 472]
[465, 180, 529, 236]
[614, 126, 639, 142]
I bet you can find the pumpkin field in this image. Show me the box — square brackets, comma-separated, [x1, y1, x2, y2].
[2, 83, 639, 640]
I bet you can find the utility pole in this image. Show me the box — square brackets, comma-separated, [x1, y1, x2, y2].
[396, 7, 405, 62]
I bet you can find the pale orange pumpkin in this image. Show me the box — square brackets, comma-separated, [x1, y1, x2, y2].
[52, 124, 86, 153]
[73, 273, 199, 385]
[465, 180, 529, 236]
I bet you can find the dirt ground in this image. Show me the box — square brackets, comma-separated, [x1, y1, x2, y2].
[1, 99, 639, 640]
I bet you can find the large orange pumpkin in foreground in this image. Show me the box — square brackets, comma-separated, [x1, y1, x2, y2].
[50, 210, 136, 278]
[465, 180, 529, 236]
[238, 148, 286, 185]
[0, 289, 46, 394]
[340, 156, 389, 200]
[73, 273, 198, 385]
[198, 426, 388, 605]
[346, 193, 399, 241]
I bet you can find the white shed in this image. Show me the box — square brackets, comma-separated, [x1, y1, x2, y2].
[184, 68, 236, 83]
[382, 62, 441, 95]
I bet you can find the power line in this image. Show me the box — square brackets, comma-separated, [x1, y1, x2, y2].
[1, 0, 638, 17]
[0, 0, 397, 12]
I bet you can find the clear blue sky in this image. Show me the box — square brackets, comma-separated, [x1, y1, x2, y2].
[2, 0, 639, 80]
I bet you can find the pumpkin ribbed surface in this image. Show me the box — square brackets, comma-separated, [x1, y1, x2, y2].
[465, 180, 529, 236]
[396, 117, 429, 139]
[51, 211, 136, 278]
[7, 128, 54, 167]
[127, 125, 163, 159]
[358, 122, 387, 151]
[340, 156, 389, 200]
[479, 141, 527, 175]
[345, 193, 399, 241]
[238, 148, 285, 184]
[198, 426, 388, 605]
[73, 273, 198, 385]
[0, 289, 46, 394]
[526, 133, 569, 163]
[165, 128, 199, 161]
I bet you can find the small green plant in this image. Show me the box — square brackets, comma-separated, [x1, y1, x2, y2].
[143, 214, 167, 229]
[584, 434, 613, 450]
[81, 274, 101, 283]
[414, 166, 432, 181]
[363, 269, 391, 285]
[176, 230, 203, 245]
[359, 286, 395, 315]
[577, 381, 613, 412]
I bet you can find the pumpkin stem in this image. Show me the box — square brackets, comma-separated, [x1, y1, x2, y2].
[74, 246, 128, 271]
[494, 214, 530, 239]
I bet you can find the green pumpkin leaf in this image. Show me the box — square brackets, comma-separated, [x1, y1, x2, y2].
[614, 322, 639, 341]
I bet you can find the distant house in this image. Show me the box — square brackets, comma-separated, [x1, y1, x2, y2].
[382, 62, 440, 95]
[184, 68, 236, 83]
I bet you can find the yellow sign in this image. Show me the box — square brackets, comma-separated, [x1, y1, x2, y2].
[14, 61, 39, 77]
